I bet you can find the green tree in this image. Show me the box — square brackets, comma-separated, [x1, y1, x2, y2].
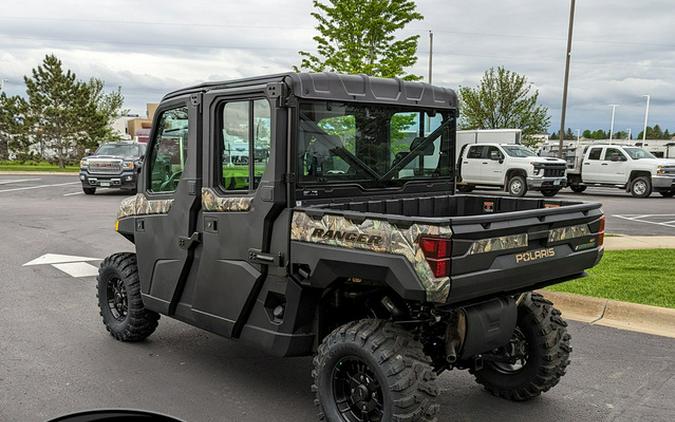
[0, 93, 33, 161]
[23, 54, 125, 167]
[296, 0, 423, 80]
[459, 67, 550, 146]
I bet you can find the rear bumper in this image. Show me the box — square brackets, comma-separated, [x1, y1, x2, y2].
[652, 175, 675, 190]
[527, 176, 567, 190]
[80, 170, 137, 189]
[446, 245, 602, 305]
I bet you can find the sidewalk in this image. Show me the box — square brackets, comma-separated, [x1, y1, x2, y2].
[604, 235, 675, 250]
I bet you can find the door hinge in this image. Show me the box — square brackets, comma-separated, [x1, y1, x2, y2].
[178, 232, 201, 249]
[190, 94, 202, 112]
[248, 248, 284, 266]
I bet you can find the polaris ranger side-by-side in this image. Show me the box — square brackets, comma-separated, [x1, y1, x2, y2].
[98, 73, 604, 421]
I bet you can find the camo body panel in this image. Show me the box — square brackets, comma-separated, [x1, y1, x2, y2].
[117, 194, 174, 218]
[468, 233, 528, 255]
[549, 224, 590, 242]
[201, 187, 252, 212]
[291, 210, 452, 303]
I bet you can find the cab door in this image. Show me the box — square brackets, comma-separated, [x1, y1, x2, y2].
[582, 147, 604, 183]
[462, 145, 486, 183]
[601, 147, 629, 184]
[483, 145, 505, 185]
[190, 88, 286, 339]
[134, 95, 202, 315]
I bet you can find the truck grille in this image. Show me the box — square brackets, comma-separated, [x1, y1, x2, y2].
[88, 159, 122, 174]
[543, 167, 566, 177]
[662, 166, 675, 175]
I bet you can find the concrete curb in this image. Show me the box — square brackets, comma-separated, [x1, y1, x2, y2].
[0, 171, 79, 176]
[604, 235, 675, 250]
[540, 290, 675, 339]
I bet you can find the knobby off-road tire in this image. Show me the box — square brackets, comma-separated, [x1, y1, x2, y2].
[507, 175, 528, 197]
[97, 252, 159, 342]
[313, 319, 440, 422]
[83, 187, 96, 195]
[471, 292, 571, 402]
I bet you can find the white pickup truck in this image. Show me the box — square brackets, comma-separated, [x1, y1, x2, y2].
[457, 143, 568, 197]
[564, 144, 675, 198]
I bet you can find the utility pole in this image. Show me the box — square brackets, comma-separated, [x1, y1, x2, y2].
[609, 104, 619, 140]
[642, 95, 650, 141]
[428, 31, 433, 85]
[0, 79, 7, 92]
[627, 128, 632, 140]
[559, 0, 576, 158]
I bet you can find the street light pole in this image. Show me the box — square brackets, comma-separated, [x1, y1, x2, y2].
[609, 104, 618, 140]
[428, 30, 433, 85]
[642, 95, 650, 141]
[559, 0, 576, 158]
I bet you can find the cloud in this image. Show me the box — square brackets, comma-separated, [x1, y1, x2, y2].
[0, 0, 673, 133]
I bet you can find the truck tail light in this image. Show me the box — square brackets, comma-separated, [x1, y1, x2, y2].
[597, 216, 606, 246]
[419, 236, 452, 277]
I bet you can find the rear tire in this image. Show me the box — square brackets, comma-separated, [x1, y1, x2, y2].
[659, 190, 674, 198]
[313, 319, 440, 422]
[97, 252, 159, 342]
[570, 185, 586, 193]
[630, 176, 652, 198]
[541, 189, 560, 197]
[457, 184, 474, 193]
[507, 175, 528, 197]
[471, 292, 571, 402]
[83, 187, 96, 195]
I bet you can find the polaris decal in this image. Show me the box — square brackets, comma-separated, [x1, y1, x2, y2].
[515, 248, 556, 263]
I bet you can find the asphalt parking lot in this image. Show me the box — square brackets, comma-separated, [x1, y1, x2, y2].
[1, 174, 674, 422]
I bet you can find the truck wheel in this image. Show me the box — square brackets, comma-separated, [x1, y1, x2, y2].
[97, 252, 159, 342]
[541, 189, 560, 197]
[83, 187, 96, 195]
[659, 190, 674, 198]
[629, 176, 652, 198]
[313, 319, 439, 422]
[570, 185, 586, 193]
[457, 184, 474, 193]
[471, 292, 571, 402]
[507, 175, 528, 197]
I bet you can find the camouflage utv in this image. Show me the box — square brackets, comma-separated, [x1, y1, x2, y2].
[98, 73, 604, 421]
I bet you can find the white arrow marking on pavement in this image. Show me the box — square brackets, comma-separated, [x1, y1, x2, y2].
[23, 253, 100, 266]
[51, 262, 100, 278]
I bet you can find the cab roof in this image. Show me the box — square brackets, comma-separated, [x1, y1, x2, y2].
[163, 72, 457, 110]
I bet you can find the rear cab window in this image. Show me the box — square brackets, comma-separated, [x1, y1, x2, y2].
[587, 148, 602, 160]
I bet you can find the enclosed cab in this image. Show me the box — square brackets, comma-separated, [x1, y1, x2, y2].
[96, 73, 604, 421]
[79, 141, 146, 194]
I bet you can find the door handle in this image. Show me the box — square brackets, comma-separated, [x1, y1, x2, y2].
[584, 162, 590, 165]
[482, 162, 488, 164]
[463, 161, 468, 164]
[601, 163, 608, 166]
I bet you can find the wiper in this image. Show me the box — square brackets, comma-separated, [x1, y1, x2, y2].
[378, 117, 453, 181]
[299, 113, 381, 180]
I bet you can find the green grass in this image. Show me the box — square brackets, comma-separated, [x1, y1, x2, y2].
[546, 249, 675, 309]
[0, 161, 79, 172]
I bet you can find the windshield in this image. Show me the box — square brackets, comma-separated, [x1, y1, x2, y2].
[95, 143, 145, 158]
[297, 101, 453, 188]
[623, 147, 656, 160]
[502, 145, 537, 158]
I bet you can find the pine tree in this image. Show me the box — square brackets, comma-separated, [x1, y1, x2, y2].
[296, 0, 424, 80]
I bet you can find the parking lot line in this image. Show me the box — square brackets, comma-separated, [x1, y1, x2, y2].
[51, 262, 100, 278]
[63, 191, 83, 196]
[0, 178, 42, 185]
[0, 181, 79, 193]
[613, 215, 675, 229]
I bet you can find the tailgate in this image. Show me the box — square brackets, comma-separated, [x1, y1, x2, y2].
[447, 199, 604, 304]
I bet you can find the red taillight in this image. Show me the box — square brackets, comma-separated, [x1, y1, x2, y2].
[597, 216, 606, 246]
[419, 236, 452, 277]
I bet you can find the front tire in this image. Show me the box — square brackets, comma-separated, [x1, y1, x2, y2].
[541, 188, 560, 197]
[630, 176, 652, 198]
[471, 292, 571, 402]
[83, 186, 96, 195]
[313, 319, 440, 422]
[507, 175, 528, 197]
[97, 253, 159, 342]
[570, 184, 586, 193]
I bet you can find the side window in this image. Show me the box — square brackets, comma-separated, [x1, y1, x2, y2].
[221, 99, 272, 192]
[486, 146, 502, 160]
[467, 146, 483, 159]
[588, 148, 602, 160]
[148, 106, 189, 193]
[604, 148, 626, 161]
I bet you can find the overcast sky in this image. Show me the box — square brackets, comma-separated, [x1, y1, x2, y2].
[1, 0, 674, 135]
